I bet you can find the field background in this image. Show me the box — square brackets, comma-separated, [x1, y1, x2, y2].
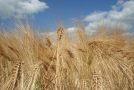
[0, 22, 133, 90]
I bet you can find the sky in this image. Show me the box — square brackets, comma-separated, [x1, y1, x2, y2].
[0, 0, 134, 34]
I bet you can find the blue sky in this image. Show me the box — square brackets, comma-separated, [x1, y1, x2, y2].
[35, 0, 117, 30]
[0, 0, 134, 34]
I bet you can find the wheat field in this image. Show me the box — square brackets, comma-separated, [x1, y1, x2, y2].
[0, 22, 133, 90]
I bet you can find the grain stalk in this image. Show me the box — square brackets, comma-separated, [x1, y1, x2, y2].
[55, 27, 64, 90]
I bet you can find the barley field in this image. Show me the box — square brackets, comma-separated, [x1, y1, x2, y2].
[0, 22, 133, 90]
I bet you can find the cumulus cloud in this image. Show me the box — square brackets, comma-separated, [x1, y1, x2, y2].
[109, 0, 134, 23]
[84, 12, 108, 22]
[0, 0, 49, 19]
[67, 27, 76, 33]
[84, 0, 134, 34]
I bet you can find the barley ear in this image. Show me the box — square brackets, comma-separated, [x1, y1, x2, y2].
[57, 27, 64, 41]
[45, 37, 52, 47]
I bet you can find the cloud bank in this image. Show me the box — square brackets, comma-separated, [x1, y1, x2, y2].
[0, 0, 49, 19]
[84, 0, 134, 33]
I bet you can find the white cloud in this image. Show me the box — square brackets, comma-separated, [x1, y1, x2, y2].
[125, 32, 134, 37]
[84, 0, 134, 34]
[108, 0, 134, 23]
[67, 27, 76, 33]
[0, 0, 49, 19]
[84, 12, 108, 22]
